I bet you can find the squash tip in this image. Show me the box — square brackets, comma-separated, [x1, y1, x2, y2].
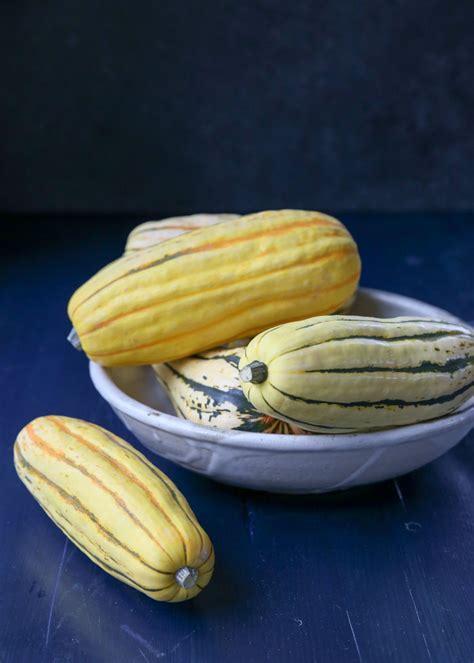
[175, 566, 199, 589]
[240, 361, 268, 384]
[67, 328, 82, 351]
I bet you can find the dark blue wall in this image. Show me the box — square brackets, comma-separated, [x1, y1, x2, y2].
[2, 1, 473, 214]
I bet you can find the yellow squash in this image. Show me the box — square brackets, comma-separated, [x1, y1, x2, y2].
[124, 213, 239, 254]
[154, 347, 309, 433]
[14, 416, 214, 602]
[239, 316, 474, 433]
[68, 209, 361, 366]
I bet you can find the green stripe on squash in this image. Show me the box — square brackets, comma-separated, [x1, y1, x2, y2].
[239, 315, 474, 433]
[153, 347, 310, 435]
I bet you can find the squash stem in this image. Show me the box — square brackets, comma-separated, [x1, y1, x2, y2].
[175, 566, 199, 589]
[67, 328, 82, 351]
[240, 360, 268, 384]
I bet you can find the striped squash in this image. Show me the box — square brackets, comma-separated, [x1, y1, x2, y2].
[154, 347, 309, 434]
[124, 213, 239, 254]
[14, 416, 214, 602]
[239, 316, 474, 433]
[68, 209, 361, 366]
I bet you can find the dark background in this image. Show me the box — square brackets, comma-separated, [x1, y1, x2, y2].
[2, 0, 474, 215]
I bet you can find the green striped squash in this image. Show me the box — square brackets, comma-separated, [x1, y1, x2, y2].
[239, 316, 474, 433]
[153, 347, 309, 434]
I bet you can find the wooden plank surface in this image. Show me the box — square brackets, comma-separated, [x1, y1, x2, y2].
[0, 214, 473, 663]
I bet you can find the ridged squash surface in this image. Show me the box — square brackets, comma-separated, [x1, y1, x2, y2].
[154, 347, 309, 434]
[68, 210, 361, 366]
[14, 416, 214, 602]
[239, 316, 474, 433]
[125, 213, 239, 254]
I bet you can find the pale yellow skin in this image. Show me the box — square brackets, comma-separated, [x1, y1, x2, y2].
[125, 213, 240, 254]
[154, 347, 309, 434]
[14, 416, 214, 602]
[240, 316, 474, 433]
[68, 210, 361, 366]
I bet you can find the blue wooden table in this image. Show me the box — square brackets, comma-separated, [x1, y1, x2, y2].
[1, 214, 473, 663]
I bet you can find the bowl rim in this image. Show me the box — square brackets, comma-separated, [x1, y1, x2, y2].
[89, 287, 474, 453]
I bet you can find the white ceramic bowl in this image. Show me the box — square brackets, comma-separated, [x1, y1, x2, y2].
[89, 288, 474, 494]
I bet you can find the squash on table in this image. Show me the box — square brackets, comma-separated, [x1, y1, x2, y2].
[14, 416, 214, 602]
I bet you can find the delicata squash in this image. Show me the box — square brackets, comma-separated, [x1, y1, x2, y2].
[239, 316, 474, 433]
[14, 416, 214, 602]
[154, 347, 309, 434]
[124, 213, 239, 254]
[68, 209, 361, 366]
